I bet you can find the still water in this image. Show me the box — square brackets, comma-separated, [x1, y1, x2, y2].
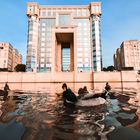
[0, 90, 140, 140]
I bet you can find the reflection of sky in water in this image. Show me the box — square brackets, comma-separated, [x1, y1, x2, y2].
[0, 91, 140, 140]
[108, 99, 121, 113]
[0, 120, 25, 140]
[118, 112, 135, 120]
[103, 97, 137, 127]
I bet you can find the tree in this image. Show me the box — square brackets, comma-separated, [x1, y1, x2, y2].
[102, 66, 115, 71]
[15, 64, 26, 72]
[0, 68, 8, 72]
[102, 67, 107, 71]
[107, 66, 115, 71]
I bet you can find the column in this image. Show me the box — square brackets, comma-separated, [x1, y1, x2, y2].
[91, 15, 102, 71]
[26, 15, 39, 72]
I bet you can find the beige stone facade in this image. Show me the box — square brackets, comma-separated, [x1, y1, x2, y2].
[0, 42, 22, 71]
[12, 48, 22, 71]
[26, 2, 102, 72]
[114, 40, 140, 70]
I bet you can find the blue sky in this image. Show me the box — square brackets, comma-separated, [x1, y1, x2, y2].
[0, 0, 140, 67]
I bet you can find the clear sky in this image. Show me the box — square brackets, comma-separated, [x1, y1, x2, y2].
[0, 0, 140, 67]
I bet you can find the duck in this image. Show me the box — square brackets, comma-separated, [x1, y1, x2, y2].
[0, 83, 10, 101]
[63, 90, 109, 107]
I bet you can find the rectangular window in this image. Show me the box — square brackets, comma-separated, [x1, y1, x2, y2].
[46, 48, 51, 52]
[84, 58, 89, 62]
[41, 28, 46, 31]
[78, 63, 83, 67]
[41, 48, 45, 52]
[77, 53, 83, 57]
[46, 64, 51, 67]
[85, 53, 88, 57]
[84, 63, 89, 67]
[84, 48, 88, 51]
[41, 53, 45, 57]
[41, 33, 45, 36]
[77, 48, 83, 51]
[41, 58, 45, 62]
[41, 10, 46, 16]
[78, 58, 83, 62]
[42, 23, 46, 26]
[41, 64, 44, 67]
[41, 38, 45, 41]
[41, 43, 45, 46]
[59, 14, 70, 25]
[29, 34, 33, 41]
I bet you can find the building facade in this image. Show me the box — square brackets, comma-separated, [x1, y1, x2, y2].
[26, 2, 102, 72]
[12, 48, 22, 71]
[0, 42, 22, 71]
[114, 40, 140, 70]
[113, 54, 117, 70]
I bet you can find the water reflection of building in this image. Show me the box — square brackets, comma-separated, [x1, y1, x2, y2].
[114, 40, 140, 71]
[26, 2, 102, 72]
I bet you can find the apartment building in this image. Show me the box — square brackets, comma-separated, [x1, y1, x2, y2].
[114, 40, 140, 70]
[0, 42, 22, 71]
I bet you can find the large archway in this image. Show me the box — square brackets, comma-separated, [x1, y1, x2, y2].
[55, 33, 74, 72]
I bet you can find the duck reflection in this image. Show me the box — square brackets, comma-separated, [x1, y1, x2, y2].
[52, 106, 78, 140]
[0, 96, 17, 123]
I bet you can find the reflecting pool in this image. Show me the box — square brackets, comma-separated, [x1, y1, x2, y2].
[0, 90, 140, 140]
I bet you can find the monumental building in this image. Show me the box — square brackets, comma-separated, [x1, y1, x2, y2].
[0, 42, 22, 71]
[26, 2, 102, 72]
[114, 40, 140, 71]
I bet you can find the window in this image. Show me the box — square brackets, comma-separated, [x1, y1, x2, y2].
[46, 48, 51, 52]
[84, 63, 89, 67]
[46, 10, 50, 16]
[77, 48, 83, 52]
[41, 64, 44, 67]
[59, 14, 70, 25]
[41, 28, 46, 31]
[83, 28, 88, 31]
[41, 11, 46, 16]
[41, 38, 45, 41]
[41, 48, 45, 52]
[29, 34, 33, 41]
[46, 19, 55, 27]
[85, 53, 88, 57]
[41, 58, 44, 62]
[78, 63, 83, 67]
[78, 58, 83, 62]
[84, 58, 89, 62]
[78, 23, 82, 26]
[84, 48, 88, 51]
[42, 23, 46, 26]
[41, 53, 45, 57]
[78, 53, 83, 57]
[41, 33, 45, 36]
[46, 64, 51, 67]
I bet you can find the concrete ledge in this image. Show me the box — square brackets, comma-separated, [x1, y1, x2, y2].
[0, 71, 139, 93]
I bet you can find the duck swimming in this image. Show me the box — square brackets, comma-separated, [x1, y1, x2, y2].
[58, 83, 110, 107]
